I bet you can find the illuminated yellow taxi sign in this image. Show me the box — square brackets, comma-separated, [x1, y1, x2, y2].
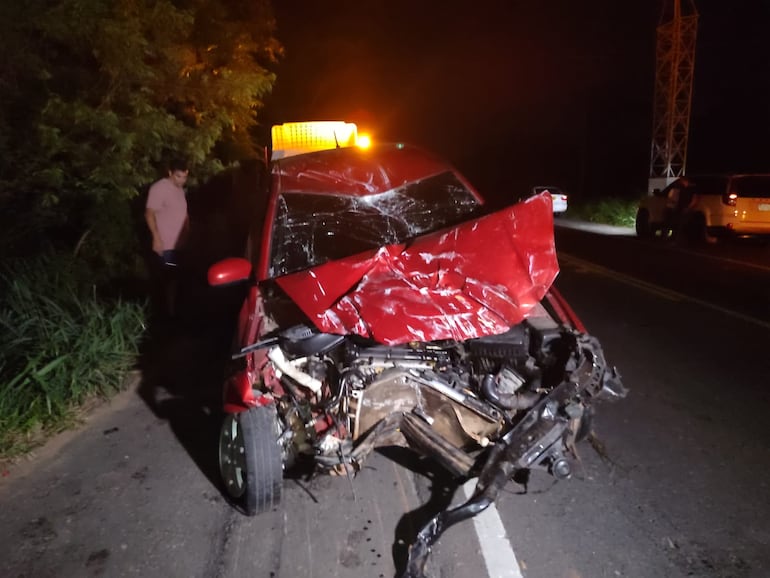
[271, 121, 367, 160]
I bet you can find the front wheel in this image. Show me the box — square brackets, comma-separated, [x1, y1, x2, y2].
[682, 213, 718, 245]
[219, 405, 283, 515]
[635, 209, 652, 238]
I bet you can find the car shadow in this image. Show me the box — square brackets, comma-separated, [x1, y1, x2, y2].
[375, 446, 461, 577]
[135, 287, 241, 489]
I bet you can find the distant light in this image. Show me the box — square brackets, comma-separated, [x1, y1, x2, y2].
[396, 143, 405, 150]
[356, 134, 372, 149]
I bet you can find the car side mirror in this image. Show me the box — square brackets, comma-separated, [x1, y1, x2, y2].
[208, 257, 252, 287]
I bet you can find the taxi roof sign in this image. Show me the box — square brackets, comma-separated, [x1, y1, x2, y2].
[271, 121, 358, 160]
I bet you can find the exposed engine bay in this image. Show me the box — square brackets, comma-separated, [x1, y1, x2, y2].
[237, 298, 625, 577]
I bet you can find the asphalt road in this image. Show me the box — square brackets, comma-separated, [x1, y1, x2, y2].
[511, 224, 770, 577]
[1, 223, 769, 578]
[553, 219, 770, 326]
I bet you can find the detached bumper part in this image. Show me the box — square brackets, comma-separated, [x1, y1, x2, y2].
[401, 334, 626, 578]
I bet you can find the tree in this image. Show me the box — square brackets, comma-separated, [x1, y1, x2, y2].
[0, 0, 282, 266]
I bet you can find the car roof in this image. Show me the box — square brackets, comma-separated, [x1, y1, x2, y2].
[271, 143, 483, 201]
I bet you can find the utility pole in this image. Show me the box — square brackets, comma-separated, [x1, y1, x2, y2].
[648, 0, 698, 192]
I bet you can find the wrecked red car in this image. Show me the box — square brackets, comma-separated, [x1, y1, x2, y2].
[209, 130, 625, 576]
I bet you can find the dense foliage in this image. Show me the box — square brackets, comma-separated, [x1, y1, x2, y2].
[0, 0, 281, 265]
[565, 197, 638, 228]
[0, 1, 281, 459]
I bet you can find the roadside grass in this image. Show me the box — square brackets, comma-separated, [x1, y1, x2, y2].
[0, 253, 146, 461]
[564, 196, 639, 228]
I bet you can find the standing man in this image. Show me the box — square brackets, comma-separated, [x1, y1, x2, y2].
[145, 158, 190, 317]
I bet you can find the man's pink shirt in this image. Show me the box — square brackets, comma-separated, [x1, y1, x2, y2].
[146, 177, 188, 251]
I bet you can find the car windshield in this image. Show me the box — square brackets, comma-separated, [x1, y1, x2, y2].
[732, 175, 770, 198]
[269, 171, 481, 277]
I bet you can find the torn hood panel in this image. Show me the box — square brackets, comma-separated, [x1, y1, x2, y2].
[275, 193, 559, 345]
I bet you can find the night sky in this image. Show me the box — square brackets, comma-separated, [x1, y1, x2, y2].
[263, 0, 770, 204]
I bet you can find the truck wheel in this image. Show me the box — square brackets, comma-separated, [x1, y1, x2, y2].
[219, 405, 283, 515]
[684, 213, 717, 245]
[635, 209, 652, 238]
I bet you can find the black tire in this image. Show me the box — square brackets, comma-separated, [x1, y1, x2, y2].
[683, 213, 717, 245]
[219, 405, 283, 515]
[635, 209, 652, 238]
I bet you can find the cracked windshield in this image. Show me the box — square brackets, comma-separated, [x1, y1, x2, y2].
[269, 171, 481, 277]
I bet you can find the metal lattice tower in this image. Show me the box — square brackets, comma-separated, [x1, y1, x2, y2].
[649, 0, 698, 190]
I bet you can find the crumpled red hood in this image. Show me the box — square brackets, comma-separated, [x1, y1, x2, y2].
[275, 193, 558, 345]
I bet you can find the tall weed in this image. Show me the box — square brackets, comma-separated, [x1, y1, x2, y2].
[565, 197, 638, 227]
[0, 253, 146, 458]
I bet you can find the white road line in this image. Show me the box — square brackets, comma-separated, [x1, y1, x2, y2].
[555, 220, 770, 273]
[559, 252, 770, 332]
[642, 240, 770, 274]
[558, 253, 684, 302]
[462, 479, 524, 578]
[688, 251, 770, 274]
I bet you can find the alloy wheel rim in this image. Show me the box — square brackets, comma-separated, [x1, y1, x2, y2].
[219, 414, 247, 498]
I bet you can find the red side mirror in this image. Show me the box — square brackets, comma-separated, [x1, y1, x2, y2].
[208, 257, 252, 286]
